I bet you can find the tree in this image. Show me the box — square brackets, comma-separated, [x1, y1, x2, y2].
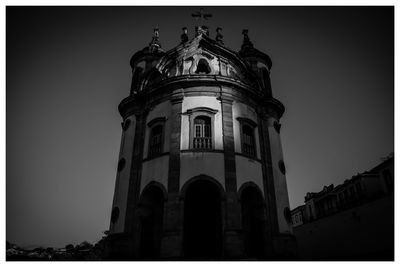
[77, 241, 93, 250]
[65, 244, 74, 251]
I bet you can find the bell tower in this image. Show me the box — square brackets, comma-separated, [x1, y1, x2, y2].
[106, 17, 296, 260]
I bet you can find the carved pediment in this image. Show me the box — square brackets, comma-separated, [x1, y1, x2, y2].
[136, 35, 262, 92]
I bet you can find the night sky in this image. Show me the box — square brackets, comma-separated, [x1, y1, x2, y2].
[6, 6, 394, 248]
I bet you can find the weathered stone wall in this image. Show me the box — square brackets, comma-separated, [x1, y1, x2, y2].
[267, 116, 292, 234]
[140, 155, 169, 194]
[235, 155, 264, 195]
[180, 152, 225, 190]
[109, 114, 136, 234]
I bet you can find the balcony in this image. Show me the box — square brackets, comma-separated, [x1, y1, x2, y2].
[193, 137, 212, 149]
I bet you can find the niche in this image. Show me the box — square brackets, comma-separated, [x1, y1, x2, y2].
[195, 58, 211, 74]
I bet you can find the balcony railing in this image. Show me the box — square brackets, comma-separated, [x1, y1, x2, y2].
[148, 145, 162, 158]
[243, 144, 255, 157]
[193, 137, 212, 149]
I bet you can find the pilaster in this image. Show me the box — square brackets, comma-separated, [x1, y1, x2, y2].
[161, 93, 184, 258]
[257, 107, 280, 257]
[167, 94, 183, 193]
[123, 107, 148, 258]
[220, 94, 244, 258]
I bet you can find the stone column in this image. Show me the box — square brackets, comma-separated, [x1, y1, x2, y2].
[220, 95, 245, 259]
[161, 94, 184, 258]
[257, 108, 279, 257]
[123, 107, 148, 258]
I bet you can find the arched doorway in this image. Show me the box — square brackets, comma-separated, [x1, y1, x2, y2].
[137, 185, 165, 259]
[241, 186, 266, 258]
[183, 179, 223, 259]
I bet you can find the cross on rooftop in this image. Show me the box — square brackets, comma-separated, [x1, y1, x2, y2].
[191, 8, 212, 26]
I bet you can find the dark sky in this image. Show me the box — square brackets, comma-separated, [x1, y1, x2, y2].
[6, 6, 394, 248]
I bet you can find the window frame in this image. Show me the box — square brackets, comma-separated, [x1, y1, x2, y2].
[147, 117, 167, 159]
[183, 107, 218, 151]
[237, 117, 258, 159]
[192, 115, 213, 149]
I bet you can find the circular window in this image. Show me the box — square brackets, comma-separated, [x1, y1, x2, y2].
[111, 207, 120, 224]
[122, 119, 131, 131]
[278, 160, 286, 175]
[118, 158, 126, 172]
[273, 121, 281, 133]
[284, 207, 291, 224]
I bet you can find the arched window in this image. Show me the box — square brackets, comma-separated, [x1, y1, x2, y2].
[183, 107, 217, 150]
[149, 125, 163, 157]
[195, 58, 211, 74]
[193, 116, 212, 149]
[242, 124, 256, 157]
[147, 117, 166, 159]
[237, 117, 257, 158]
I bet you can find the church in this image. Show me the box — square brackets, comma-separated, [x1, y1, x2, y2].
[105, 15, 296, 259]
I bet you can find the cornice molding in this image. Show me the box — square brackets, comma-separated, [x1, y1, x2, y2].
[236, 117, 258, 128]
[182, 107, 218, 115]
[147, 117, 167, 128]
[257, 98, 285, 119]
[119, 86, 285, 120]
[147, 75, 264, 98]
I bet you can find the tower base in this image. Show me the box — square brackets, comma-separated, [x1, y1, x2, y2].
[104, 232, 297, 260]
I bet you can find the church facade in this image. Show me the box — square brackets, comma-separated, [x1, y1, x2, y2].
[106, 25, 296, 260]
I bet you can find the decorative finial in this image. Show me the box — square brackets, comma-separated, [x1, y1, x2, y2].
[194, 26, 208, 37]
[216, 27, 223, 45]
[181, 27, 189, 44]
[202, 25, 209, 36]
[149, 26, 161, 52]
[154, 27, 159, 38]
[241, 29, 254, 50]
[195, 26, 208, 37]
